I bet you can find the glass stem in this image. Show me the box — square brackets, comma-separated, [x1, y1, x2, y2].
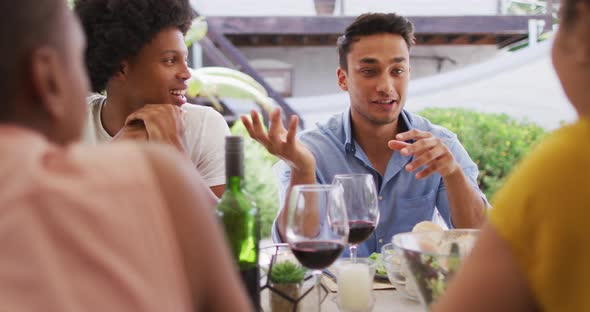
[313, 270, 322, 312]
[350, 245, 358, 263]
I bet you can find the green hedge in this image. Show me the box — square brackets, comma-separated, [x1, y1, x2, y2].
[230, 121, 279, 238]
[417, 108, 547, 199]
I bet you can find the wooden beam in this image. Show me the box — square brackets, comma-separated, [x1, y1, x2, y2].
[226, 34, 340, 46]
[496, 35, 528, 48]
[416, 34, 494, 46]
[468, 35, 484, 44]
[207, 15, 553, 36]
[423, 36, 446, 45]
[225, 33, 523, 47]
[449, 35, 470, 45]
[198, 36, 234, 68]
[208, 16, 352, 35]
[444, 35, 462, 44]
[417, 35, 433, 44]
[473, 35, 497, 45]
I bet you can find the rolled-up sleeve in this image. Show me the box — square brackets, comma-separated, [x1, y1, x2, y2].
[437, 138, 490, 227]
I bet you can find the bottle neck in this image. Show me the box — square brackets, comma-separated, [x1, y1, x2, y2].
[227, 175, 243, 193]
[225, 136, 244, 194]
[225, 150, 243, 194]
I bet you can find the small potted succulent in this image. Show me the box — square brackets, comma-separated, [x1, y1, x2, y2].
[269, 261, 307, 312]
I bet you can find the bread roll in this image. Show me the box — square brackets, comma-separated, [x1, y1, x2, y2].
[412, 221, 444, 233]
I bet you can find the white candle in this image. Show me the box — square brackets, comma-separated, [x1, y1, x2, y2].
[337, 263, 372, 311]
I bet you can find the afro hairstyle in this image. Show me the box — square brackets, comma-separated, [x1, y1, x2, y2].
[74, 0, 195, 93]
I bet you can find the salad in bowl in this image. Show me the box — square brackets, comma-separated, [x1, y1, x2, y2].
[392, 229, 478, 309]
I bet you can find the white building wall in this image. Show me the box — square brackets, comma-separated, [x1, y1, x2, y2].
[238, 47, 341, 97]
[411, 45, 500, 77]
[210, 45, 499, 97]
[192, 0, 316, 16]
[191, 0, 499, 16]
[344, 0, 499, 16]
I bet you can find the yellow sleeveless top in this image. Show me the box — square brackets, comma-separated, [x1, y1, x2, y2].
[490, 118, 590, 312]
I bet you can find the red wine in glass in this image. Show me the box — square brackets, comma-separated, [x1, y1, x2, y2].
[332, 174, 379, 263]
[287, 184, 349, 311]
[348, 220, 376, 245]
[291, 241, 345, 270]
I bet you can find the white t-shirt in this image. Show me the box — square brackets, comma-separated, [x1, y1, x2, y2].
[84, 94, 229, 187]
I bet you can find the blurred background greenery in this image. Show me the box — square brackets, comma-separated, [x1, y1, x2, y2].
[416, 108, 546, 199]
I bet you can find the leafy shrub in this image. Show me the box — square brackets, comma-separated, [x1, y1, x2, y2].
[417, 108, 547, 199]
[230, 120, 279, 238]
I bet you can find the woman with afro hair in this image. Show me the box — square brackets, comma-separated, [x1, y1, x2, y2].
[75, 0, 229, 197]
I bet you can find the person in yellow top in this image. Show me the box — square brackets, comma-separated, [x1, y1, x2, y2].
[434, 0, 590, 311]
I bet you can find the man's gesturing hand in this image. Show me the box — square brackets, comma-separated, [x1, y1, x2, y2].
[240, 108, 315, 174]
[388, 129, 460, 179]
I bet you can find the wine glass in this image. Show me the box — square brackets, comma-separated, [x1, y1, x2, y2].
[332, 174, 379, 263]
[287, 184, 349, 312]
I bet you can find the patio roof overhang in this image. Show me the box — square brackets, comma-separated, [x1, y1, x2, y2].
[207, 15, 553, 48]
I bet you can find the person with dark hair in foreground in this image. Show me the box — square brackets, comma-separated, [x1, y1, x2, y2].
[434, 0, 590, 311]
[0, 0, 251, 311]
[75, 0, 229, 197]
[243, 13, 487, 257]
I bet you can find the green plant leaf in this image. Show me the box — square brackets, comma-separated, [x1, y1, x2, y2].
[186, 71, 204, 97]
[188, 67, 275, 113]
[185, 17, 208, 48]
[205, 74, 275, 111]
[196, 67, 268, 96]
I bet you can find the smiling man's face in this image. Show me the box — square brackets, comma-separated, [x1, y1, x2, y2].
[337, 33, 410, 127]
[123, 27, 191, 108]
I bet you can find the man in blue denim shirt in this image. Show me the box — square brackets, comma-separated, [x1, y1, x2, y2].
[242, 13, 488, 257]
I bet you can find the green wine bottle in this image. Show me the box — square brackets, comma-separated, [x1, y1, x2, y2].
[216, 136, 260, 310]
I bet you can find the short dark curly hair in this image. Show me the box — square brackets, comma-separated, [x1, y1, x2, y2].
[74, 0, 196, 93]
[337, 13, 415, 71]
[1, 0, 65, 115]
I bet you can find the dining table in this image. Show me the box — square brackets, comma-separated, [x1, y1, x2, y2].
[260, 242, 424, 312]
[260, 276, 423, 312]
[322, 287, 422, 312]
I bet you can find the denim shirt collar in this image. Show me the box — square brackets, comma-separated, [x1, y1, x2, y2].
[342, 108, 413, 152]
